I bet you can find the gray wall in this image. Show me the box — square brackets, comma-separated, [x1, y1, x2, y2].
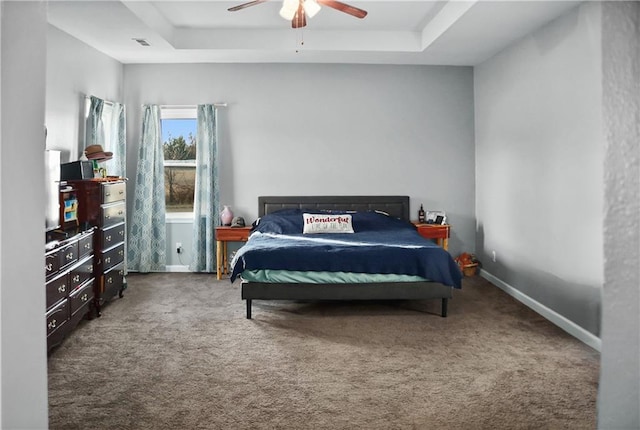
[598, 2, 640, 428]
[45, 25, 124, 160]
[0, 2, 49, 427]
[123, 63, 477, 266]
[474, 2, 603, 336]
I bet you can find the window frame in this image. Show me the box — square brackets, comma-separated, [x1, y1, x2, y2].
[161, 106, 197, 222]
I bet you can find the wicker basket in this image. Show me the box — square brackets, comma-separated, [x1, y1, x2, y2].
[461, 263, 478, 277]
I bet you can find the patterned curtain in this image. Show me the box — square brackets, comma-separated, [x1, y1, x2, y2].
[128, 105, 167, 272]
[85, 95, 105, 150]
[189, 104, 219, 272]
[104, 102, 126, 177]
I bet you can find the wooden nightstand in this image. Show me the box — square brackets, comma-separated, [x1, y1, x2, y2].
[412, 222, 450, 250]
[215, 226, 252, 280]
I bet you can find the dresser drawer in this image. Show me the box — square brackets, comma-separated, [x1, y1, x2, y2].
[77, 231, 94, 258]
[46, 298, 69, 337]
[102, 222, 125, 249]
[46, 248, 60, 279]
[69, 279, 94, 316]
[216, 227, 251, 242]
[58, 241, 78, 270]
[101, 201, 126, 228]
[46, 271, 69, 309]
[103, 262, 125, 294]
[68, 255, 94, 290]
[102, 181, 126, 204]
[101, 243, 125, 270]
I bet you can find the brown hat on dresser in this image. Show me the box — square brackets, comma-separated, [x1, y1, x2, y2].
[85, 144, 113, 161]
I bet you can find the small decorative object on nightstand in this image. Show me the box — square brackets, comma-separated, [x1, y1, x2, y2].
[220, 205, 234, 226]
[215, 226, 252, 279]
[418, 204, 426, 223]
[426, 210, 447, 225]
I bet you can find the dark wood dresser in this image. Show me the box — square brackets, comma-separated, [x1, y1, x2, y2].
[67, 178, 127, 315]
[45, 229, 95, 351]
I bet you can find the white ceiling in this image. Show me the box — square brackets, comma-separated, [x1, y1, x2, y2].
[47, 0, 583, 66]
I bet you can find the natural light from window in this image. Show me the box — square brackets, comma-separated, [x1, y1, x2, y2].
[161, 107, 197, 219]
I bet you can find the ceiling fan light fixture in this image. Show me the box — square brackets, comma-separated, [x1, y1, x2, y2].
[279, 0, 298, 20]
[229, 0, 368, 27]
[303, 0, 321, 18]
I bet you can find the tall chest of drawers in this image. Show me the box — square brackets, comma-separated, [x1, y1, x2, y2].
[68, 178, 127, 315]
[45, 229, 95, 351]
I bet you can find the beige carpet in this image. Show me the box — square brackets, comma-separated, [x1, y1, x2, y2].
[48, 273, 599, 430]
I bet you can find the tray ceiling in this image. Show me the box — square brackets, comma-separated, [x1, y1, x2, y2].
[47, 0, 583, 65]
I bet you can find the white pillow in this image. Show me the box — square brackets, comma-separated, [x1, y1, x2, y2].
[303, 213, 354, 234]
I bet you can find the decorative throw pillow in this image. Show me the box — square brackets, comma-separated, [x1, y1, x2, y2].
[303, 213, 354, 234]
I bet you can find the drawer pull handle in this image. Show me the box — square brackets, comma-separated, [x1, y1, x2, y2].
[81, 293, 88, 302]
[119, 231, 124, 236]
[48, 319, 56, 330]
[107, 277, 113, 284]
[119, 270, 124, 276]
[85, 243, 91, 249]
[118, 210, 124, 215]
[66, 253, 74, 261]
[105, 192, 111, 197]
[105, 257, 111, 264]
[73, 274, 80, 283]
[119, 190, 124, 195]
[106, 235, 111, 242]
[118, 250, 124, 256]
[105, 215, 111, 219]
[87, 265, 93, 272]
[46, 263, 53, 271]
[58, 284, 66, 293]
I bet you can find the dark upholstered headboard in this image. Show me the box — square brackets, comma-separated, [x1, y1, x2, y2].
[258, 196, 410, 222]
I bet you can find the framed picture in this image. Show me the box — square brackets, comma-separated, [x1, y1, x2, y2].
[426, 210, 446, 224]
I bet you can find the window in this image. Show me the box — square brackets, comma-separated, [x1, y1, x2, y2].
[84, 98, 114, 149]
[84, 97, 114, 172]
[161, 107, 197, 215]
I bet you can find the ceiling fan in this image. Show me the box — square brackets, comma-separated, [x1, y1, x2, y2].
[228, 0, 368, 29]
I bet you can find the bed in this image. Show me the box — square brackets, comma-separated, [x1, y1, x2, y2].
[230, 196, 462, 319]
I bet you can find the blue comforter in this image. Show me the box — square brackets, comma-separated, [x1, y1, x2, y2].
[230, 209, 462, 288]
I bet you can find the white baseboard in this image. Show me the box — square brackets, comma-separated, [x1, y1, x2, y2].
[165, 265, 190, 273]
[480, 269, 602, 352]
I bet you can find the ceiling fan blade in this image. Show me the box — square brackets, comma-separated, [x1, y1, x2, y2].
[316, 0, 367, 19]
[227, 0, 269, 12]
[292, 2, 307, 28]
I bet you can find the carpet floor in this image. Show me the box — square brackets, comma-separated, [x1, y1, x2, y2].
[48, 273, 599, 430]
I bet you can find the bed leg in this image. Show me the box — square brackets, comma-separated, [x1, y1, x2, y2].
[246, 299, 252, 319]
[441, 298, 448, 318]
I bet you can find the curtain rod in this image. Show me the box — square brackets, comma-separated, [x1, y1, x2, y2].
[160, 103, 227, 108]
[85, 95, 116, 107]
[86, 99, 228, 109]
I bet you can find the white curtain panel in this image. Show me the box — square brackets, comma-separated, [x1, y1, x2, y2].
[190, 104, 220, 272]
